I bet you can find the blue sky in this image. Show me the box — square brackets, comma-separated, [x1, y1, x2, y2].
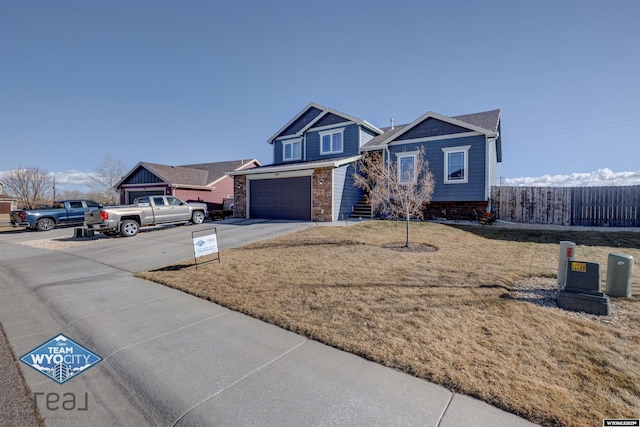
[1, 0, 639, 190]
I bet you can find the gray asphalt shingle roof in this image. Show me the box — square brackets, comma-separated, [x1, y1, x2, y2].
[452, 109, 501, 133]
[362, 109, 501, 150]
[140, 159, 257, 186]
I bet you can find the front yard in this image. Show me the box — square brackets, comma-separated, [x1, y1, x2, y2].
[137, 221, 640, 427]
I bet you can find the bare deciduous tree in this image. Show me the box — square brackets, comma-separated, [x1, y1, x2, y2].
[2, 166, 53, 209]
[354, 147, 435, 247]
[87, 154, 126, 204]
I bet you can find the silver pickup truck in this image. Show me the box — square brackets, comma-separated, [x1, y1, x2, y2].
[84, 195, 208, 237]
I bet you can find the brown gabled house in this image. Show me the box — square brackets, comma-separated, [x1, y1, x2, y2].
[116, 159, 260, 210]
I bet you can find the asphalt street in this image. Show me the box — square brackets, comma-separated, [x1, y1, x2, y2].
[0, 219, 538, 426]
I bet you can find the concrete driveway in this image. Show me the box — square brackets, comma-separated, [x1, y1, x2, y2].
[0, 219, 537, 426]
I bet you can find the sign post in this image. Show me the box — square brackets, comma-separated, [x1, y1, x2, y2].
[192, 227, 220, 268]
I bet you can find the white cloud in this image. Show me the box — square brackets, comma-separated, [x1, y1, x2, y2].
[502, 169, 640, 187]
[4, 168, 640, 191]
[0, 169, 97, 190]
[49, 170, 97, 186]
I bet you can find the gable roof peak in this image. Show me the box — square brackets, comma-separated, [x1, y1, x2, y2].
[361, 108, 501, 151]
[268, 102, 382, 143]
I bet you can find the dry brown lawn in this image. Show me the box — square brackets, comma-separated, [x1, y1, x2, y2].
[137, 221, 640, 427]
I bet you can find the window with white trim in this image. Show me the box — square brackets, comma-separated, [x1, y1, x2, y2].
[283, 139, 301, 161]
[442, 145, 471, 184]
[319, 128, 344, 155]
[397, 151, 418, 184]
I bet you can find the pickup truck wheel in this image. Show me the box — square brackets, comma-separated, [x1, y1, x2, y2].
[191, 211, 205, 224]
[120, 220, 140, 237]
[36, 218, 55, 231]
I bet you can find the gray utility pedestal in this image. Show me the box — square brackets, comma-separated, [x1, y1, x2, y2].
[606, 253, 634, 298]
[557, 260, 611, 316]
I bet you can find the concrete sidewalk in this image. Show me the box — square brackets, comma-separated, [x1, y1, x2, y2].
[0, 223, 537, 426]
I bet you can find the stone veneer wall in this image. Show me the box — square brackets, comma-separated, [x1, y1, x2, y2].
[233, 175, 247, 218]
[423, 201, 489, 221]
[312, 168, 333, 222]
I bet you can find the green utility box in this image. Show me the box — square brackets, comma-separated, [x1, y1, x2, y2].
[605, 253, 634, 298]
[558, 260, 611, 316]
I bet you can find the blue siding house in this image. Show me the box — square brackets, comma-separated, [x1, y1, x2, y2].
[230, 103, 502, 221]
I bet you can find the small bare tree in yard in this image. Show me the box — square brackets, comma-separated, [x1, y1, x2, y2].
[88, 154, 126, 204]
[354, 147, 435, 247]
[2, 166, 53, 209]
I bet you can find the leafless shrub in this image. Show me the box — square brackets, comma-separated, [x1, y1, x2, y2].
[354, 147, 435, 246]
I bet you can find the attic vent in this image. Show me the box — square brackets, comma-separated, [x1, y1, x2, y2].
[390, 118, 394, 130]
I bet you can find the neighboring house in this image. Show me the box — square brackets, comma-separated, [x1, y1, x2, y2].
[116, 159, 260, 210]
[0, 194, 18, 214]
[229, 102, 501, 222]
[0, 182, 18, 214]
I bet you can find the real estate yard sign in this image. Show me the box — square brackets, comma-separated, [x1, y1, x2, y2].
[192, 227, 220, 268]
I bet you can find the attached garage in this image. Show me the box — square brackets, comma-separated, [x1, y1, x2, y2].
[229, 156, 362, 222]
[249, 176, 311, 220]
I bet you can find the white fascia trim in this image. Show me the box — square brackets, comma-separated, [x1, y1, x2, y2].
[172, 184, 214, 190]
[210, 159, 261, 186]
[236, 159, 262, 170]
[442, 145, 471, 184]
[295, 110, 329, 135]
[360, 144, 386, 152]
[296, 107, 383, 136]
[121, 183, 168, 190]
[388, 131, 482, 146]
[116, 161, 145, 188]
[361, 120, 383, 135]
[228, 155, 362, 177]
[270, 104, 383, 144]
[246, 169, 315, 180]
[306, 122, 353, 134]
[485, 136, 494, 200]
[267, 102, 326, 143]
[378, 111, 497, 146]
[329, 168, 335, 221]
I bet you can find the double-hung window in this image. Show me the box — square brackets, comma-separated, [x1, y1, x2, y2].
[442, 145, 471, 184]
[282, 139, 302, 161]
[319, 128, 344, 155]
[397, 151, 418, 184]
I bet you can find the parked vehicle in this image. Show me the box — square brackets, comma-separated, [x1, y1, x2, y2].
[209, 197, 234, 221]
[84, 195, 208, 237]
[10, 200, 102, 231]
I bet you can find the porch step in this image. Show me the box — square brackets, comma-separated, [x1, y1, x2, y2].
[350, 196, 372, 219]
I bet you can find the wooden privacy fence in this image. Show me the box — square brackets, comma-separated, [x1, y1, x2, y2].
[491, 185, 640, 227]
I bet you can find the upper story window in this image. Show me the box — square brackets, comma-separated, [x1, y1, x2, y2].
[319, 128, 344, 155]
[442, 145, 471, 184]
[397, 151, 418, 184]
[283, 139, 302, 161]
